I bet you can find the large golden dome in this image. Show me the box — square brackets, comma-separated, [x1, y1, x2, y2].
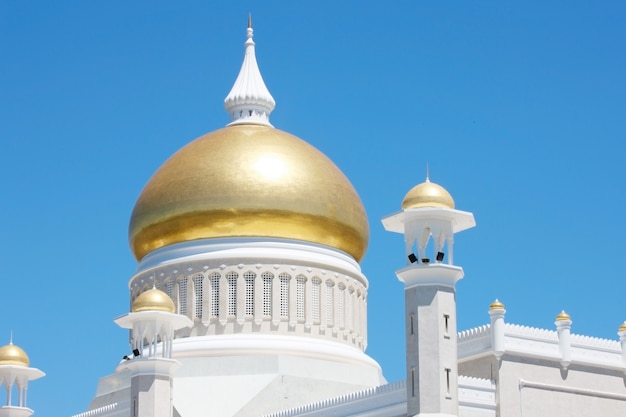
[402, 178, 455, 210]
[129, 124, 369, 261]
[0, 342, 30, 366]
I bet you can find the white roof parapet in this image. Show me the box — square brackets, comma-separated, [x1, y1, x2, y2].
[458, 376, 497, 413]
[459, 375, 496, 388]
[458, 324, 491, 342]
[260, 377, 497, 417]
[458, 322, 624, 370]
[505, 323, 559, 342]
[260, 381, 406, 417]
[571, 332, 623, 349]
[458, 324, 493, 360]
[71, 402, 120, 417]
[224, 18, 276, 127]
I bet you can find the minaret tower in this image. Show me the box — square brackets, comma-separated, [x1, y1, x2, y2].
[115, 288, 192, 417]
[382, 176, 475, 417]
[0, 340, 45, 417]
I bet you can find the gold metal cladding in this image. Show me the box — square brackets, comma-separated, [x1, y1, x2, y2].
[132, 288, 175, 313]
[0, 343, 30, 367]
[402, 181, 455, 209]
[555, 310, 571, 321]
[619, 321, 626, 332]
[129, 125, 369, 261]
[489, 299, 505, 310]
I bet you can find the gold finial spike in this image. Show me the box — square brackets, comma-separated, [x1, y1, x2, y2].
[489, 299, 505, 310]
[248, 14, 252, 29]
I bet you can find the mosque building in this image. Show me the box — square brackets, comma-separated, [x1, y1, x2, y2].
[2, 20, 626, 417]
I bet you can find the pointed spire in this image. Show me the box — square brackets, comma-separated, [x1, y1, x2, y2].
[224, 17, 276, 127]
[425, 163, 430, 182]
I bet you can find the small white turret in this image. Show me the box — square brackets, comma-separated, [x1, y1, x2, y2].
[115, 287, 192, 417]
[383, 176, 475, 267]
[115, 287, 192, 359]
[0, 340, 44, 417]
[489, 299, 506, 360]
[555, 311, 572, 370]
[617, 322, 626, 373]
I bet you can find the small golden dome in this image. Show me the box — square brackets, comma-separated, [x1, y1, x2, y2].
[132, 288, 175, 313]
[489, 299, 505, 310]
[618, 321, 626, 332]
[0, 342, 30, 366]
[556, 310, 571, 321]
[402, 178, 455, 209]
[129, 124, 369, 261]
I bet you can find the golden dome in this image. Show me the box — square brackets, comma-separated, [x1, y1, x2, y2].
[129, 124, 369, 261]
[489, 299, 505, 310]
[402, 178, 455, 209]
[132, 288, 176, 313]
[556, 310, 571, 321]
[618, 322, 626, 332]
[0, 342, 30, 366]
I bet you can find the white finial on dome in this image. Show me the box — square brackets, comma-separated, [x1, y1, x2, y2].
[224, 17, 276, 127]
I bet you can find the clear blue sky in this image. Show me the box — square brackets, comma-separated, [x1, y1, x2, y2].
[2, 2, 625, 415]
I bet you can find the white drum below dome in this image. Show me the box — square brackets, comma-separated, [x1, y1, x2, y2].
[129, 238, 370, 351]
